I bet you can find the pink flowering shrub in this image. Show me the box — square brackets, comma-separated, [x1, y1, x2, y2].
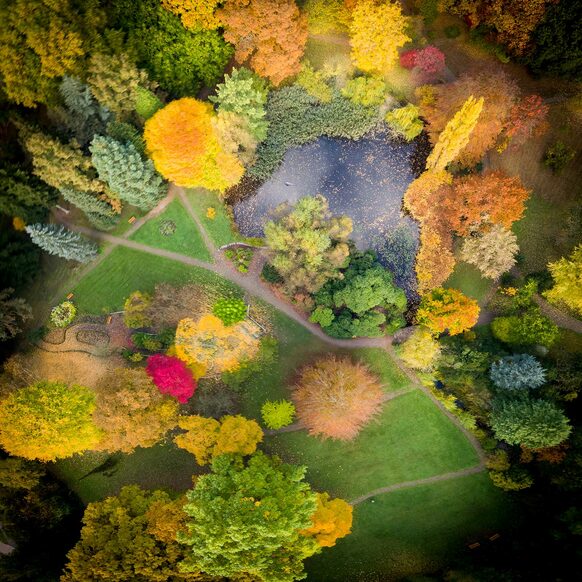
[400, 49, 418, 69]
[146, 354, 196, 403]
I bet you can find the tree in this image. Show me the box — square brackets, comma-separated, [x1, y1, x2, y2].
[264, 195, 352, 295]
[0, 0, 105, 107]
[60, 187, 117, 230]
[415, 223, 456, 291]
[174, 415, 263, 464]
[341, 76, 387, 107]
[87, 52, 149, 118]
[425, 95, 484, 171]
[61, 485, 198, 582]
[110, 0, 232, 97]
[545, 244, 582, 316]
[491, 308, 559, 347]
[93, 368, 179, 453]
[18, 126, 104, 194]
[397, 326, 441, 371]
[261, 399, 296, 429]
[174, 314, 261, 376]
[490, 354, 546, 391]
[312, 249, 407, 338]
[0, 288, 32, 342]
[502, 95, 549, 149]
[146, 354, 197, 403]
[460, 224, 519, 279]
[161, 0, 222, 30]
[349, 0, 411, 74]
[144, 98, 243, 191]
[435, 171, 530, 236]
[209, 67, 269, 140]
[90, 135, 165, 210]
[489, 467, 534, 491]
[490, 397, 571, 449]
[25, 223, 98, 263]
[123, 290, 152, 328]
[25, 223, 90, 262]
[211, 111, 259, 167]
[218, 0, 308, 86]
[0, 458, 44, 490]
[0, 381, 101, 461]
[385, 104, 424, 141]
[303, 0, 351, 34]
[296, 61, 334, 103]
[299, 492, 352, 548]
[416, 287, 480, 336]
[292, 356, 384, 441]
[179, 452, 320, 581]
[420, 67, 520, 164]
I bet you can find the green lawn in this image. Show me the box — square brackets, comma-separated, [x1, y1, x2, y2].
[306, 472, 513, 581]
[51, 442, 202, 504]
[265, 390, 479, 500]
[445, 262, 494, 304]
[70, 246, 235, 314]
[185, 188, 240, 247]
[129, 198, 212, 261]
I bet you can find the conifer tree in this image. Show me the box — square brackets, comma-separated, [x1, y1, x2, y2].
[90, 135, 165, 210]
[25, 223, 98, 263]
[426, 95, 484, 171]
[59, 188, 117, 230]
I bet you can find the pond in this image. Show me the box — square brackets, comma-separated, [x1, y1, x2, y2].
[232, 132, 425, 298]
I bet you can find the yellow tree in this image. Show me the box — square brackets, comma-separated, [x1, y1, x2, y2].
[425, 95, 484, 171]
[545, 244, 582, 316]
[174, 415, 220, 465]
[161, 0, 222, 30]
[300, 492, 353, 548]
[349, 0, 411, 74]
[396, 327, 442, 371]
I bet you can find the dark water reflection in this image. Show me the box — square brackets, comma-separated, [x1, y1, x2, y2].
[233, 132, 423, 297]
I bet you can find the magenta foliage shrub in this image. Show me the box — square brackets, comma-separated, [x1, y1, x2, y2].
[400, 46, 445, 75]
[146, 354, 196, 403]
[400, 49, 418, 69]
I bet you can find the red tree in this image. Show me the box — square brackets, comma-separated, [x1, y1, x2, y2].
[504, 95, 549, 148]
[414, 46, 446, 75]
[400, 49, 418, 69]
[146, 354, 196, 403]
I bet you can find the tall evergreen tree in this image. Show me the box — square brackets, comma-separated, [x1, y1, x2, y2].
[90, 135, 165, 210]
[59, 188, 117, 230]
[25, 223, 98, 263]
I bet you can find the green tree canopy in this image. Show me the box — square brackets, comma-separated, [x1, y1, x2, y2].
[545, 244, 582, 317]
[25, 223, 99, 263]
[180, 453, 320, 582]
[0, 288, 32, 342]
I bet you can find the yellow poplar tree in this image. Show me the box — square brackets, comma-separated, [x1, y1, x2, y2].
[349, 0, 411, 74]
[425, 95, 484, 171]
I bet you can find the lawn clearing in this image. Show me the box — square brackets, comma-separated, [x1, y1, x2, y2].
[445, 262, 494, 304]
[306, 471, 513, 581]
[70, 246, 235, 314]
[51, 442, 202, 504]
[129, 198, 212, 261]
[185, 188, 240, 247]
[265, 389, 479, 500]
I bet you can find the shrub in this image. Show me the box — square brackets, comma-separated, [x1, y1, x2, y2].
[545, 244, 582, 316]
[50, 301, 76, 328]
[490, 354, 546, 391]
[261, 400, 296, 429]
[212, 297, 247, 326]
[490, 397, 571, 449]
[146, 354, 197, 403]
[123, 291, 152, 329]
[296, 62, 333, 103]
[292, 356, 384, 440]
[132, 332, 163, 352]
[397, 327, 441, 371]
[489, 467, 534, 491]
[385, 104, 424, 141]
[135, 86, 164, 119]
[341, 76, 387, 107]
[159, 220, 176, 236]
[491, 308, 559, 347]
[543, 140, 576, 174]
[224, 248, 253, 273]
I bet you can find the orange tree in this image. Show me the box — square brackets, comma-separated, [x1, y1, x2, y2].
[144, 98, 244, 191]
[415, 287, 480, 336]
[300, 492, 353, 548]
[218, 0, 308, 86]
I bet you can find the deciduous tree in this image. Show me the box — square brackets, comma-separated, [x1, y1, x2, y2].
[460, 224, 519, 279]
[490, 397, 571, 449]
[293, 356, 383, 440]
[264, 195, 352, 295]
[491, 308, 559, 347]
[415, 223, 456, 291]
[146, 354, 197, 403]
[93, 368, 179, 453]
[502, 95, 549, 150]
[385, 104, 424, 141]
[300, 492, 353, 548]
[0, 381, 101, 461]
[0, 458, 45, 490]
[144, 98, 243, 191]
[25, 223, 99, 263]
[545, 244, 582, 317]
[179, 452, 320, 581]
[349, 0, 411, 74]
[416, 287, 480, 336]
[397, 326, 441, 371]
[218, 0, 308, 86]
[161, 0, 222, 30]
[0, 288, 32, 342]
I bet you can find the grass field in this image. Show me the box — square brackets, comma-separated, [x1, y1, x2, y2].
[130, 198, 212, 261]
[306, 471, 513, 581]
[70, 247, 235, 314]
[185, 189, 240, 247]
[266, 390, 479, 500]
[445, 262, 494, 304]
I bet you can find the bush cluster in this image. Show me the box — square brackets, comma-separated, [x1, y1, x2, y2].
[50, 301, 77, 328]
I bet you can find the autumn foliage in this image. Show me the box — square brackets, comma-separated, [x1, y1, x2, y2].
[161, 0, 222, 30]
[144, 98, 243, 191]
[416, 288, 480, 336]
[218, 0, 308, 86]
[293, 356, 384, 441]
[146, 354, 197, 403]
[300, 492, 353, 548]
